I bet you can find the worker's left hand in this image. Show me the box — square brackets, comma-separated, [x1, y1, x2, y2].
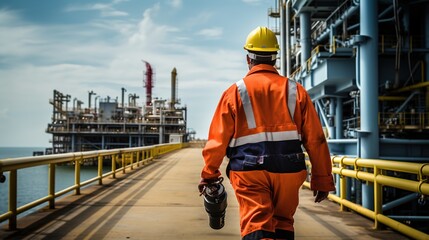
[313, 190, 329, 203]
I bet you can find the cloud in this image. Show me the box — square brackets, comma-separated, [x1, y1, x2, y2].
[0, 8, 19, 23]
[168, 0, 182, 8]
[0, 108, 8, 119]
[196, 27, 223, 39]
[0, 9, 41, 59]
[241, 0, 264, 5]
[0, 2, 248, 146]
[128, 3, 180, 47]
[65, 1, 128, 17]
[0, 8, 131, 68]
[112, 0, 129, 4]
[184, 11, 213, 28]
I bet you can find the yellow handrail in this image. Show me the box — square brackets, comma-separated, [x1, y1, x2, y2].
[0, 143, 187, 230]
[304, 155, 429, 240]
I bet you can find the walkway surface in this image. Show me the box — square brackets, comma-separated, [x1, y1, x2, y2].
[0, 147, 410, 239]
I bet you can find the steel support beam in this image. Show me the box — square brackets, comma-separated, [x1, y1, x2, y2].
[360, 0, 379, 210]
[300, 11, 311, 70]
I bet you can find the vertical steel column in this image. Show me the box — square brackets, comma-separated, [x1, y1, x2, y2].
[300, 11, 311, 70]
[425, 4, 429, 110]
[329, 26, 337, 53]
[285, 0, 291, 77]
[280, 0, 286, 76]
[336, 97, 343, 139]
[102, 135, 105, 149]
[160, 110, 164, 144]
[360, 0, 379, 210]
[329, 98, 336, 139]
[71, 134, 75, 152]
[424, 4, 429, 81]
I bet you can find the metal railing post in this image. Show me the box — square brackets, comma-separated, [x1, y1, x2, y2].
[122, 153, 126, 174]
[374, 165, 382, 229]
[339, 157, 347, 211]
[136, 152, 140, 167]
[8, 169, 17, 230]
[112, 154, 116, 179]
[48, 163, 55, 209]
[75, 155, 81, 195]
[98, 154, 103, 185]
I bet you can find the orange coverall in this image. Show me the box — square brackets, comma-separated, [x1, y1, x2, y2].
[201, 64, 335, 239]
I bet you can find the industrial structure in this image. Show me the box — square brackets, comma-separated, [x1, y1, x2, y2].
[46, 62, 191, 153]
[267, 0, 429, 233]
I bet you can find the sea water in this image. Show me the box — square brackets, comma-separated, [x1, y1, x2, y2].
[0, 147, 105, 219]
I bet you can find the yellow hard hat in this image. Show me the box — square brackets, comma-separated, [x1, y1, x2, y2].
[244, 26, 279, 52]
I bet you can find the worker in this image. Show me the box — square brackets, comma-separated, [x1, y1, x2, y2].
[199, 26, 335, 240]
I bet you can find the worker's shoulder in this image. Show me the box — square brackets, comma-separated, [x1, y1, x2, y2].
[219, 83, 239, 99]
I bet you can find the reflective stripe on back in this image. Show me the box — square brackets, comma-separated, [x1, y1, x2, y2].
[229, 130, 301, 148]
[288, 79, 297, 123]
[232, 78, 299, 147]
[236, 79, 256, 129]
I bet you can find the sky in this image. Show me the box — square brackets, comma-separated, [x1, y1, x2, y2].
[0, 0, 277, 147]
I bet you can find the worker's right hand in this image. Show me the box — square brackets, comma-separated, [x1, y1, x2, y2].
[198, 177, 221, 195]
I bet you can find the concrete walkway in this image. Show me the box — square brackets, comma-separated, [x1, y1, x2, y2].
[0, 148, 409, 239]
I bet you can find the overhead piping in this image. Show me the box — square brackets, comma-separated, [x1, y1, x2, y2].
[315, 0, 360, 44]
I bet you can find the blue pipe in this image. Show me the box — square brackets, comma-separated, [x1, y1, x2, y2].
[329, 98, 336, 139]
[395, 91, 420, 114]
[327, 139, 357, 144]
[360, 0, 379, 210]
[356, 46, 361, 90]
[300, 11, 311, 69]
[316, 100, 332, 137]
[285, 0, 291, 77]
[327, 138, 429, 145]
[383, 193, 419, 212]
[315, 3, 360, 44]
[388, 216, 429, 221]
[335, 97, 343, 140]
[280, 0, 287, 76]
[380, 138, 429, 144]
[426, 4, 429, 81]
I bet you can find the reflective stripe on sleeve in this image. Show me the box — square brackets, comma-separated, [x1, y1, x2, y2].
[229, 130, 301, 148]
[236, 79, 256, 129]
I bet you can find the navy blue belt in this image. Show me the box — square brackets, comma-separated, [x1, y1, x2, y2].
[228, 153, 306, 174]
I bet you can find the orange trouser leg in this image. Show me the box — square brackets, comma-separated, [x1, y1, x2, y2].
[229, 170, 307, 238]
[271, 170, 307, 232]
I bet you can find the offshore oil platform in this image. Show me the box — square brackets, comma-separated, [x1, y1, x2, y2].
[266, 0, 429, 233]
[46, 61, 193, 154]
